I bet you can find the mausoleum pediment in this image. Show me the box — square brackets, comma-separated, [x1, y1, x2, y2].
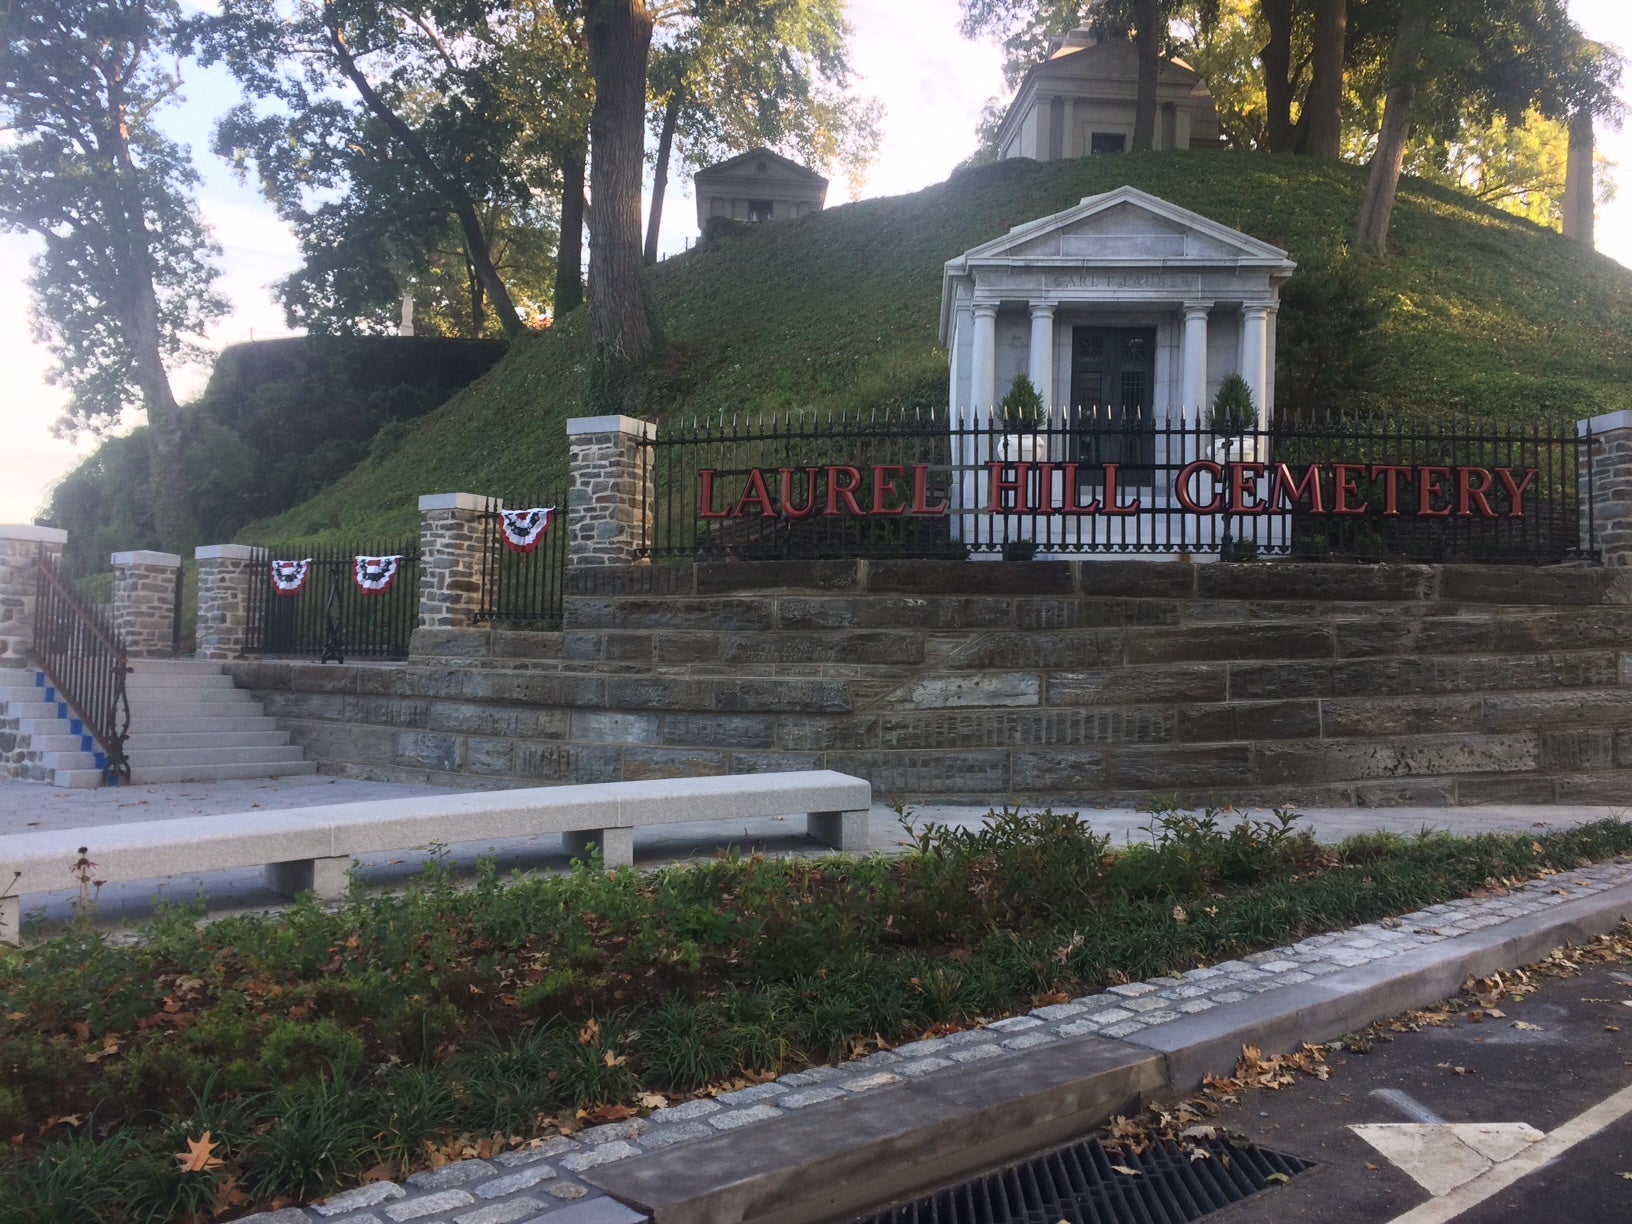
[949, 187, 1291, 273]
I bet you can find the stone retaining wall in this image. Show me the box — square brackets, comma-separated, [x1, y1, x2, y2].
[228, 560, 1632, 808]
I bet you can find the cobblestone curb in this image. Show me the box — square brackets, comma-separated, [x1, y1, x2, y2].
[243, 859, 1632, 1223]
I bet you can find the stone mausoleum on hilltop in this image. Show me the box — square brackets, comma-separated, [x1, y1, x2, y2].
[994, 23, 1223, 161]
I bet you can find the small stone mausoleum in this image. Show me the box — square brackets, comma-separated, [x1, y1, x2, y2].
[995, 24, 1223, 161]
[693, 148, 828, 227]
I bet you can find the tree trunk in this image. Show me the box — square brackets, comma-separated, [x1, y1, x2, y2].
[1260, 0, 1295, 153]
[645, 87, 683, 264]
[1131, 0, 1160, 151]
[105, 81, 194, 552]
[324, 12, 526, 338]
[555, 146, 587, 315]
[467, 255, 487, 337]
[586, 0, 655, 380]
[1356, 2, 1428, 256]
[1301, 0, 1347, 159]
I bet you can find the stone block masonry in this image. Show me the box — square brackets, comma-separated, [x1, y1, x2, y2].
[229, 559, 1632, 808]
[566, 416, 654, 568]
[418, 493, 490, 631]
[194, 544, 259, 660]
[111, 550, 180, 657]
[0, 525, 67, 668]
[1583, 409, 1632, 567]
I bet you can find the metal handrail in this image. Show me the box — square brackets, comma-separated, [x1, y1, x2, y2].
[31, 550, 131, 785]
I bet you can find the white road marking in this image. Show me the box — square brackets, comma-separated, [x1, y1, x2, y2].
[1380, 1082, 1632, 1223]
[1370, 1088, 1447, 1124]
[1350, 1123, 1544, 1197]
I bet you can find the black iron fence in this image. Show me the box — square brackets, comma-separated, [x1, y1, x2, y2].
[32, 550, 130, 784]
[475, 489, 568, 628]
[639, 407, 1594, 565]
[244, 539, 420, 662]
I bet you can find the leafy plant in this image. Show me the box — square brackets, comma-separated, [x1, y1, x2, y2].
[998, 371, 1046, 429]
[1206, 373, 1257, 436]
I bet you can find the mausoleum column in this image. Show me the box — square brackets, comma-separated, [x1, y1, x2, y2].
[1240, 303, 1271, 424]
[971, 302, 998, 411]
[1181, 302, 1211, 418]
[1027, 302, 1056, 410]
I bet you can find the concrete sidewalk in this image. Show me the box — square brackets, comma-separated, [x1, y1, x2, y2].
[0, 773, 1624, 929]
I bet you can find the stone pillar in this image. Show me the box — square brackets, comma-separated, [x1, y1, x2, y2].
[1564, 109, 1595, 247]
[0, 525, 66, 668]
[111, 550, 181, 657]
[971, 302, 998, 411]
[1181, 302, 1211, 418]
[194, 544, 259, 660]
[1240, 303, 1271, 425]
[1027, 301, 1056, 410]
[1581, 409, 1632, 567]
[565, 415, 656, 568]
[418, 493, 491, 629]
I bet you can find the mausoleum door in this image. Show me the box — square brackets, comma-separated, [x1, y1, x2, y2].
[1069, 326, 1157, 483]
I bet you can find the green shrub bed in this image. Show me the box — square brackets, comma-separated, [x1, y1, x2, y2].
[3, 808, 1629, 1221]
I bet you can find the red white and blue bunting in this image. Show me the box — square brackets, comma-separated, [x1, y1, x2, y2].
[269, 558, 312, 595]
[499, 506, 555, 553]
[353, 555, 405, 595]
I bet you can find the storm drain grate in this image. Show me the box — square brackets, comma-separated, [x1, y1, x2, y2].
[848, 1136, 1314, 1224]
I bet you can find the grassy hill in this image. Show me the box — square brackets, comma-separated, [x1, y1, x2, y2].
[244, 150, 1632, 546]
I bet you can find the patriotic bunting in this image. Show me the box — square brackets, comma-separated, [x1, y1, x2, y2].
[270, 559, 312, 595]
[353, 555, 405, 595]
[499, 506, 555, 553]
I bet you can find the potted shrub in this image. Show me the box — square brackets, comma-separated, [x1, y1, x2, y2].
[1208, 373, 1257, 561]
[997, 372, 1047, 462]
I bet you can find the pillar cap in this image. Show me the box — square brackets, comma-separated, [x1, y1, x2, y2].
[419, 492, 492, 512]
[1580, 409, 1632, 436]
[566, 414, 658, 439]
[0, 524, 67, 544]
[195, 543, 259, 561]
[111, 550, 181, 567]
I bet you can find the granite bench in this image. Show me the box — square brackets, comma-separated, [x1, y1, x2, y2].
[0, 769, 872, 939]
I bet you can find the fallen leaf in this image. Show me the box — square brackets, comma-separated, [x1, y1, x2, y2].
[1110, 1164, 1142, 1176]
[1265, 1172, 1290, 1186]
[175, 1132, 224, 1174]
[637, 1093, 668, 1110]
[1513, 1021, 1543, 1032]
[1172, 905, 1189, 924]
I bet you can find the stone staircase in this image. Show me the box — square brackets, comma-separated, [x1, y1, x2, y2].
[0, 660, 315, 787]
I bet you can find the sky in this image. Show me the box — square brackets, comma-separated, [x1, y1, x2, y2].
[2, 0, 1629, 526]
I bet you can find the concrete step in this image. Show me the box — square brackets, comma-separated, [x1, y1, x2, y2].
[5, 700, 72, 722]
[129, 714, 286, 734]
[25, 732, 99, 754]
[124, 695, 259, 714]
[124, 729, 291, 750]
[125, 745, 307, 768]
[130, 760, 318, 784]
[125, 659, 225, 675]
[39, 749, 105, 771]
[53, 769, 106, 789]
[124, 672, 238, 691]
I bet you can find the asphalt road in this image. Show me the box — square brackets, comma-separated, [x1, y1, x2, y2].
[1209, 960, 1632, 1223]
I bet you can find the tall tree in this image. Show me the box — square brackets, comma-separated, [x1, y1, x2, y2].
[0, 0, 226, 550]
[584, 0, 656, 393]
[1355, 0, 1620, 256]
[1299, 0, 1347, 158]
[202, 0, 547, 339]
